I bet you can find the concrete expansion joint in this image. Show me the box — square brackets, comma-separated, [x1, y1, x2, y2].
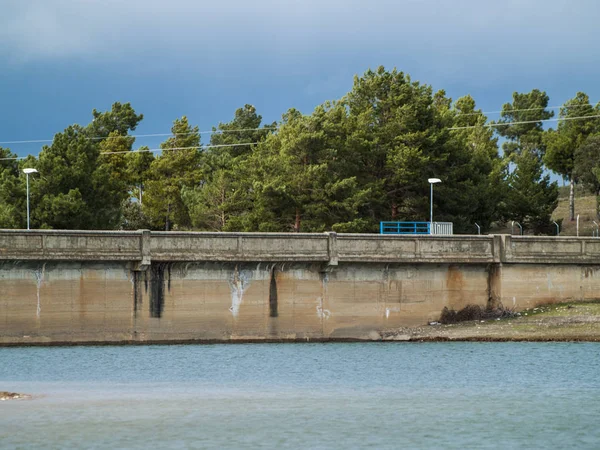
[326, 231, 339, 266]
[129, 258, 151, 272]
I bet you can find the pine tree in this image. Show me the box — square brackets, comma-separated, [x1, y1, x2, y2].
[31, 125, 125, 229]
[544, 92, 600, 220]
[494, 90, 558, 233]
[143, 117, 201, 230]
[0, 147, 24, 228]
[505, 150, 558, 234]
[345, 67, 451, 227]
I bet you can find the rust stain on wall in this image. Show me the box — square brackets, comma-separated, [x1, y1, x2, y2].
[446, 264, 466, 310]
[446, 265, 465, 290]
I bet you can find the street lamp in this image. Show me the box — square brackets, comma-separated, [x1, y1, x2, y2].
[23, 168, 38, 230]
[428, 178, 442, 235]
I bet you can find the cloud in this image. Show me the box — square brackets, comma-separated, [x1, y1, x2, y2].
[1, 0, 599, 78]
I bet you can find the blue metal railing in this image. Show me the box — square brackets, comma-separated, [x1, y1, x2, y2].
[380, 221, 430, 235]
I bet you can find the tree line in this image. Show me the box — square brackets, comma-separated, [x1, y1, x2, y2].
[1, 66, 600, 234]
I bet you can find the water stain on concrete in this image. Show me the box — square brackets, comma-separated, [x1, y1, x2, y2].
[269, 266, 278, 318]
[132, 271, 143, 318]
[149, 264, 168, 318]
[33, 263, 45, 319]
[229, 264, 249, 318]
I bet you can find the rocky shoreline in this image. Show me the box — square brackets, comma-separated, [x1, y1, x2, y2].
[376, 301, 600, 342]
[0, 391, 31, 401]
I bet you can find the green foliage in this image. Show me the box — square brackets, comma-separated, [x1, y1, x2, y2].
[544, 92, 599, 179]
[98, 132, 136, 195]
[544, 92, 600, 220]
[19, 102, 147, 230]
[0, 147, 24, 228]
[504, 150, 558, 234]
[239, 104, 371, 232]
[208, 104, 275, 154]
[573, 135, 600, 218]
[445, 95, 506, 232]
[181, 105, 274, 231]
[574, 136, 600, 195]
[345, 67, 448, 225]
[181, 170, 242, 231]
[88, 102, 143, 138]
[494, 90, 553, 159]
[3, 70, 583, 235]
[143, 117, 201, 230]
[125, 147, 155, 204]
[492, 90, 558, 231]
[31, 125, 126, 229]
[120, 200, 151, 230]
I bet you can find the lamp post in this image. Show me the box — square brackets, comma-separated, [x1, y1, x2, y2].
[23, 168, 38, 230]
[428, 178, 441, 235]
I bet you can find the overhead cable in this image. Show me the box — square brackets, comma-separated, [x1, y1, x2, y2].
[0, 127, 278, 146]
[449, 114, 600, 130]
[2, 107, 600, 144]
[0, 142, 261, 161]
[455, 103, 600, 117]
[100, 142, 262, 155]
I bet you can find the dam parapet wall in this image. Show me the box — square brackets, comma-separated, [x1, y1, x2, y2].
[1, 229, 598, 265]
[1, 230, 600, 345]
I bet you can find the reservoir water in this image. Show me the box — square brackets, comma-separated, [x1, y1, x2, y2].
[1, 342, 600, 449]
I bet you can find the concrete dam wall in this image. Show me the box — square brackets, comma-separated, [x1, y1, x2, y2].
[2, 230, 600, 345]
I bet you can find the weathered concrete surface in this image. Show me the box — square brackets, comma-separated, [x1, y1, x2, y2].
[1, 261, 489, 344]
[494, 264, 600, 310]
[0, 230, 142, 261]
[337, 234, 497, 263]
[1, 230, 600, 345]
[1, 230, 599, 264]
[503, 235, 600, 264]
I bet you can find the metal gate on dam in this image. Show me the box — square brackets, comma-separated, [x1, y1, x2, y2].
[1, 230, 600, 345]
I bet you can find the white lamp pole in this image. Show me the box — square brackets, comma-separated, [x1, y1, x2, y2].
[23, 168, 38, 230]
[428, 178, 442, 235]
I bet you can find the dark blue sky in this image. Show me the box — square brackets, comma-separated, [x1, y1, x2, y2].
[1, 0, 599, 164]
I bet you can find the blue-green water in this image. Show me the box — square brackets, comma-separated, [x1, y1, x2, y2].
[1, 343, 600, 449]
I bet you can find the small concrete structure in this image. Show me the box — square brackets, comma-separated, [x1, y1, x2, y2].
[1, 230, 599, 344]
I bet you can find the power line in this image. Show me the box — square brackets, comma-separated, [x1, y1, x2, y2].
[0, 127, 278, 146]
[101, 142, 261, 155]
[449, 114, 600, 130]
[1, 106, 599, 145]
[0, 142, 261, 161]
[3, 113, 599, 159]
[454, 103, 599, 117]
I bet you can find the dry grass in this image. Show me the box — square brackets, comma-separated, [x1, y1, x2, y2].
[552, 195, 598, 236]
[382, 301, 600, 342]
[489, 190, 599, 236]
